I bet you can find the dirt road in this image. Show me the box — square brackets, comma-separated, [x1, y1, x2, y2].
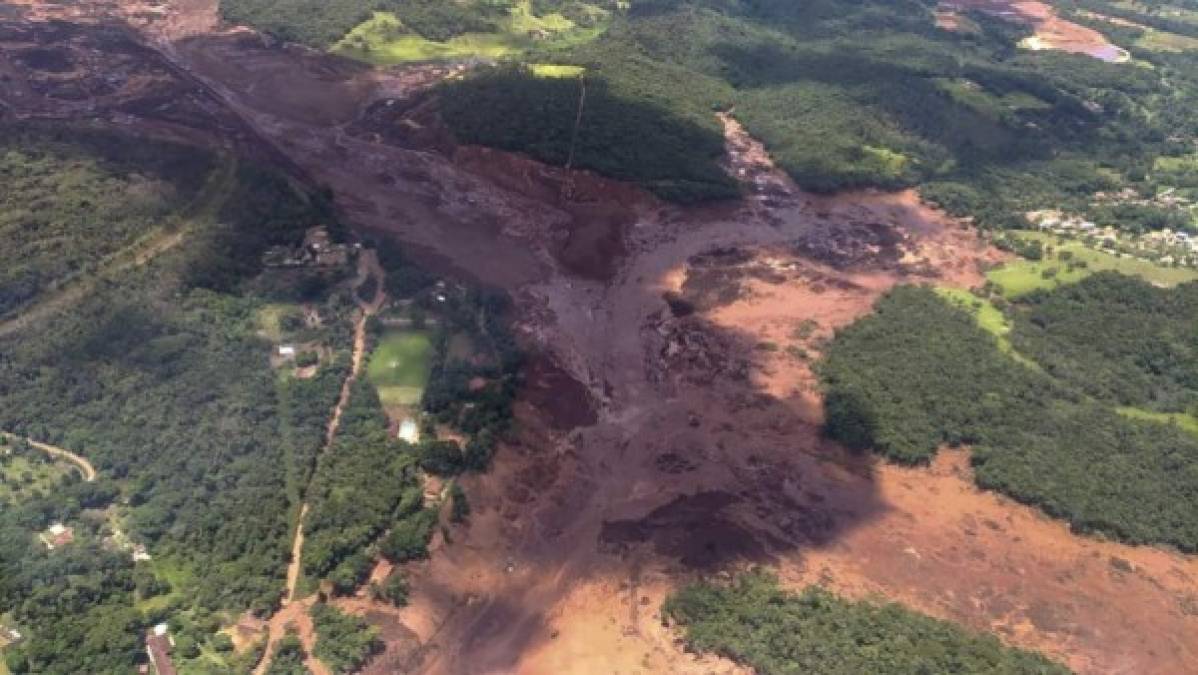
[254, 251, 385, 675]
[0, 153, 237, 339]
[1, 432, 97, 482]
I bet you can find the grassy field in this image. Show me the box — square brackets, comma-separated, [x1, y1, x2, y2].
[530, 63, 585, 78]
[986, 231, 1198, 297]
[932, 287, 1040, 368]
[367, 331, 433, 406]
[134, 557, 194, 613]
[1137, 28, 1198, 51]
[0, 447, 73, 504]
[1118, 407, 1198, 436]
[255, 303, 302, 343]
[935, 78, 1051, 121]
[1154, 152, 1198, 173]
[332, 1, 607, 65]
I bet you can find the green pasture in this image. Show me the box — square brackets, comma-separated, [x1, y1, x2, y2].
[531, 63, 586, 78]
[332, 1, 608, 65]
[986, 231, 1198, 298]
[367, 330, 433, 406]
[934, 287, 1038, 368]
[0, 449, 73, 504]
[1118, 407, 1198, 436]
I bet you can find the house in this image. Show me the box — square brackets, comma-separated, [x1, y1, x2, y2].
[40, 523, 74, 550]
[277, 345, 296, 359]
[132, 543, 152, 562]
[0, 624, 23, 647]
[303, 226, 332, 252]
[146, 624, 177, 675]
[263, 226, 352, 268]
[398, 419, 420, 444]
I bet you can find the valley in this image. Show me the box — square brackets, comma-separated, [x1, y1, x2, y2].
[1, 0, 1197, 674]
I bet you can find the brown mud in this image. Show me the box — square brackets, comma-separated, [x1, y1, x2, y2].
[938, 0, 1130, 62]
[3, 2, 1197, 673]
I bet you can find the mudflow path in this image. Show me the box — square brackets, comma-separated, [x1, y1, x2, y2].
[5, 2, 1198, 673]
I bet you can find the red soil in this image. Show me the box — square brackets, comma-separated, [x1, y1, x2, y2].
[6, 2, 1196, 672]
[939, 0, 1128, 61]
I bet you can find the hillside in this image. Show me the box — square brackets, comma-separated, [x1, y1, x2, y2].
[2, 0, 1198, 673]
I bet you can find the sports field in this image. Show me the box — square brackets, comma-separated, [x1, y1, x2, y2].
[367, 331, 433, 406]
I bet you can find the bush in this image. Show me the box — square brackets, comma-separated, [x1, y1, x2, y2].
[310, 604, 382, 673]
[374, 572, 410, 607]
[379, 509, 437, 563]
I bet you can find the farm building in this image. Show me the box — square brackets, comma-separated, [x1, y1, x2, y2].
[39, 523, 74, 550]
[145, 623, 177, 675]
[398, 419, 420, 444]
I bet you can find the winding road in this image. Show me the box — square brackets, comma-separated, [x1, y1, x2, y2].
[1, 432, 97, 482]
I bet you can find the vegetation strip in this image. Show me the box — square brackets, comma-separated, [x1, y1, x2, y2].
[665, 571, 1069, 673]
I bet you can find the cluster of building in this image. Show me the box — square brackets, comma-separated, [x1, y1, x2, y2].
[262, 226, 358, 268]
[1026, 209, 1198, 268]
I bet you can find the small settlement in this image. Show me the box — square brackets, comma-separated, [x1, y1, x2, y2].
[1027, 207, 1198, 268]
[262, 226, 358, 268]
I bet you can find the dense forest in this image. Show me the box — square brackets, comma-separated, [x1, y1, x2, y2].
[820, 278, 1198, 552]
[300, 379, 428, 594]
[438, 66, 737, 202]
[432, 0, 1198, 226]
[217, 0, 1198, 227]
[0, 124, 355, 672]
[665, 570, 1070, 673]
[1010, 272, 1198, 413]
[0, 123, 213, 318]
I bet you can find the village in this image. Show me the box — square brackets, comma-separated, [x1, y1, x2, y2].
[1026, 199, 1198, 270]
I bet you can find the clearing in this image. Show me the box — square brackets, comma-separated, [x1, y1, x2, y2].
[933, 286, 1037, 367]
[331, 1, 607, 66]
[0, 432, 96, 483]
[938, 0, 1130, 62]
[1118, 407, 1198, 436]
[986, 231, 1198, 297]
[0, 447, 76, 504]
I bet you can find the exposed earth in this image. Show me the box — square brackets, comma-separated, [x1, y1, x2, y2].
[3, 1, 1197, 674]
[937, 0, 1131, 62]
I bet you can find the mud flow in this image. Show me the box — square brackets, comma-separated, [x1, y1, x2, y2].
[4, 1, 1196, 673]
[938, 0, 1130, 62]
